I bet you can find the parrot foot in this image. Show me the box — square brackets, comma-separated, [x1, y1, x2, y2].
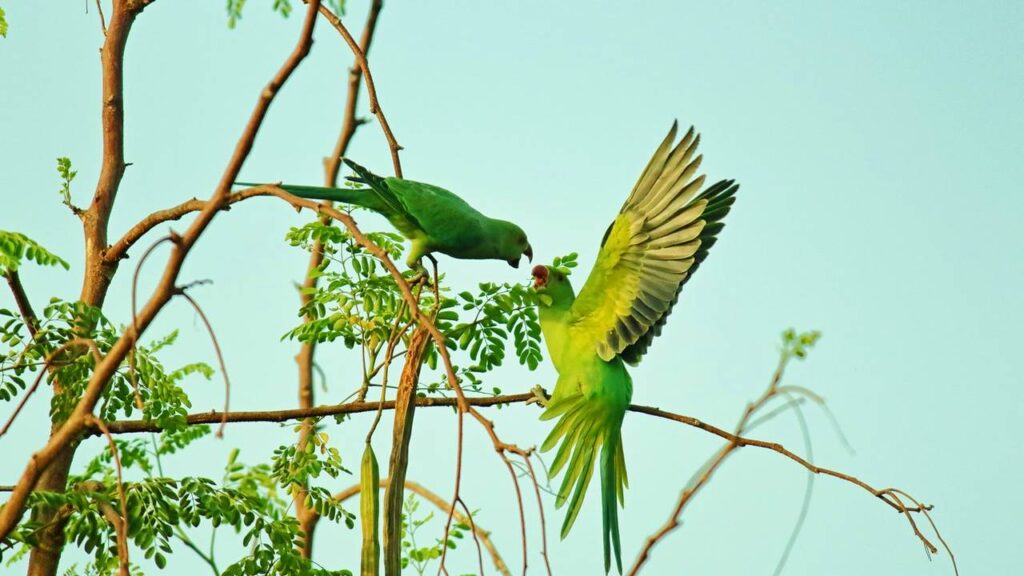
[526, 384, 550, 408]
[407, 271, 436, 291]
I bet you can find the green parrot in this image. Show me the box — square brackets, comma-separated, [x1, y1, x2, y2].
[530, 122, 738, 573]
[238, 159, 532, 270]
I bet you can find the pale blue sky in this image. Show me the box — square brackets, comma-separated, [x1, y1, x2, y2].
[2, 1, 1022, 574]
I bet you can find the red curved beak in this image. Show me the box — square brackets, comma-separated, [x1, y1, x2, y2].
[531, 265, 548, 288]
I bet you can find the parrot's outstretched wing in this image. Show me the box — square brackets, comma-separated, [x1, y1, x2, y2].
[572, 122, 738, 364]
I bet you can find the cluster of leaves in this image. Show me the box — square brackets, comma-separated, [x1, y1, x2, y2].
[550, 251, 578, 276]
[283, 220, 545, 398]
[0, 231, 69, 274]
[780, 328, 821, 361]
[0, 297, 232, 569]
[6, 436, 357, 576]
[271, 429, 355, 527]
[0, 294, 214, 434]
[399, 494, 472, 576]
[438, 282, 542, 393]
[284, 221, 406, 351]
[0, 6, 7, 39]
[56, 157, 78, 212]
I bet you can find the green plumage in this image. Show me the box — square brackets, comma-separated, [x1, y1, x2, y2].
[532, 122, 738, 573]
[237, 159, 532, 270]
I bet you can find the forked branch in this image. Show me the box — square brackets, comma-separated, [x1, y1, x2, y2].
[0, 0, 324, 541]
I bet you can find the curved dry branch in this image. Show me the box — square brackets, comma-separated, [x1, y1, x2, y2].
[176, 289, 231, 438]
[627, 360, 950, 576]
[334, 477, 511, 576]
[87, 416, 129, 576]
[105, 188, 270, 262]
[315, 2, 403, 177]
[4, 270, 38, 336]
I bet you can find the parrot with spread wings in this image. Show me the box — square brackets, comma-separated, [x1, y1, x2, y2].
[238, 159, 532, 270]
[530, 122, 738, 573]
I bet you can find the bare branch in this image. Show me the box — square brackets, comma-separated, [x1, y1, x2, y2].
[324, 0, 383, 184]
[627, 357, 943, 575]
[3, 270, 38, 336]
[98, 392, 534, 434]
[176, 289, 231, 437]
[87, 416, 130, 576]
[105, 188, 269, 262]
[521, 454, 552, 576]
[316, 2, 403, 177]
[94, 0, 108, 36]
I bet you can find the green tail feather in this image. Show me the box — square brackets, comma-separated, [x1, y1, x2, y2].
[234, 181, 386, 211]
[541, 392, 627, 574]
[342, 159, 409, 219]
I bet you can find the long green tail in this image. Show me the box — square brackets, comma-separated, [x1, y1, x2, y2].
[234, 180, 390, 212]
[541, 392, 629, 574]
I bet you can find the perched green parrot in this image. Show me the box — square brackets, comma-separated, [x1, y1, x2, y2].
[238, 159, 532, 270]
[530, 122, 738, 573]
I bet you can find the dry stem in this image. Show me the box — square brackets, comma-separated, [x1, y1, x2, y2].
[176, 289, 231, 437]
[315, 2, 403, 177]
[87, 416, 130, 576]
[334, 477, 511, 576]
[4, 270, 39, 336]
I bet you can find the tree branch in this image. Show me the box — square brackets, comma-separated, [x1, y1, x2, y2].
[626, 356, 947, 575]
[3, 270, 38, 336]
[295, 0, 385, 558]
[316, 2, 403, 177]
[104, 188, 269, 262]
[96, 393, 533, 434]
[0, 0, 324, 542]
[87, 416, 130, 576]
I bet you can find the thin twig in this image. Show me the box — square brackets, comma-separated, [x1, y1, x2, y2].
[105, 188, 269, 262]
[4, 270, 39, 336]
[95, 0, 108, 35]
[294, 1, 384, 555]
[627, 356, 942, 574]
[87, 415, 130, 576]
[334, 477, 511, 576]
[521, 454, 552, 576]
[176, 289, 231, 437]
[129, 235, 176, 410]
[315, 2, 403, 177]
[769, 394, 813, 576]
[456, 497, 487, 576]
[324, 0, 382, 184]
[888, 488, 958, 576]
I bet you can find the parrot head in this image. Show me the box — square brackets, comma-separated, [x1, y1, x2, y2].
[531, 264, 575, 307]
[494, 220, 533, 268]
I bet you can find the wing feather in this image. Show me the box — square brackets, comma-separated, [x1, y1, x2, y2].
[570, 123, 739, 364]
